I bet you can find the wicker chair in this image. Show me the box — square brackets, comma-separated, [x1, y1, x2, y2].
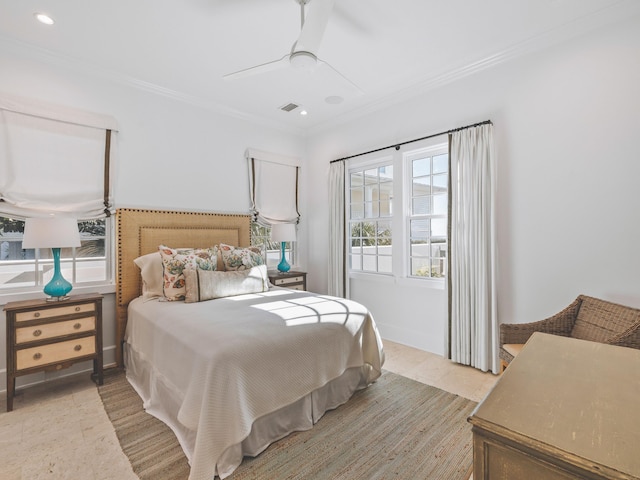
[500, 295, 640, 371]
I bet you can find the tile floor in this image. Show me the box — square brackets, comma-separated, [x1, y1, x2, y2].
[382, 340, 498, 403]
[0, 339, 498, 479]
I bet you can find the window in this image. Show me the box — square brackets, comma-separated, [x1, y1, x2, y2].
[0, 216, 112, 292]
[348, 164, 393, 273]
[408, 149, 448, 278]
[347, 140, 448, 281]
[251, 223, 295, 269]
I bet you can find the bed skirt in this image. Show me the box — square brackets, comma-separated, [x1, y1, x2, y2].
[124, 342, 371, 479]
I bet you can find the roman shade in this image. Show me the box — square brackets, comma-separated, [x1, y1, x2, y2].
[0, 93, 117, 219]
[246, 148, 300, 225]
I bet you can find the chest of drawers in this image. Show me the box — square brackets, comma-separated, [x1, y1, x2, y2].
[4, 293, 103, 411]
[468, 333, 640, 479]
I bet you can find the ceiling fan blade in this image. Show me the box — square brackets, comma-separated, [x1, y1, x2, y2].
[294, 0, 336, 55]
[223, 54, 290, 80]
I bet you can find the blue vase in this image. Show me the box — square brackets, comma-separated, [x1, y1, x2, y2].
[43, 248, 73, 299]
[277, 242, 291, 273]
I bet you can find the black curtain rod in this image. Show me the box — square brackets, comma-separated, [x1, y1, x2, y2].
[330, 119, 492, 164]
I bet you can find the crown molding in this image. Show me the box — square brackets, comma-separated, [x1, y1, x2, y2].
[0, 34, 306, 137]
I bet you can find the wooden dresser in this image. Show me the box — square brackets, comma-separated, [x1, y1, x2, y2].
[468, 332, 640, 480]
[4, 292, 103, 411]
[268, 270, 307, 291]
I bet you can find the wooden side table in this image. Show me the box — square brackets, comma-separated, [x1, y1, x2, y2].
[4, 292, 103, 411]
[268, 270, 307, 291]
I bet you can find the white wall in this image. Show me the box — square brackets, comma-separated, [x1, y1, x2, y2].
[0, 43, 306, 389]
[0, 48, 307, 214]
[305, 15, 640, 355]
[2, 12, 640, 381]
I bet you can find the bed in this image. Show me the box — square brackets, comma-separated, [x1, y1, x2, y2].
[115, 208, 385, 480]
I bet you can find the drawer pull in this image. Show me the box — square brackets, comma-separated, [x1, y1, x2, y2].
[73, 323, 82, 330]
[33, 329, 42, 337]
[74, 344, 82, 352]
[34, 312, 40, 318]
[33, 352, 42, 360]
[75, 307, 81, 312]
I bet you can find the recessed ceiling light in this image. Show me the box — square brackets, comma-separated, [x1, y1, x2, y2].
[325, 96, 344, 105]
[300, 110, 308, 116]
[34, 13, 55, 25]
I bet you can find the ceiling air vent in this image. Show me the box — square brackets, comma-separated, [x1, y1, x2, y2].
[279, 103, 299, 112]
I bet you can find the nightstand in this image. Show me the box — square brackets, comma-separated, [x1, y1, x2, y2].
[4, 292, 103, 411]
[268, 271, 307, 291]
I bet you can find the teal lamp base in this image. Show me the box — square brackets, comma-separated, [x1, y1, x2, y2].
[277, 241, 291, 273]
[43, 248, 73, 301]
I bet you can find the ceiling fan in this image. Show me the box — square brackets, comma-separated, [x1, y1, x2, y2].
[223, 0, 361, 92]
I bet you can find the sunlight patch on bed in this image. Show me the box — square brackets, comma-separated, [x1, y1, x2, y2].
[248, 295, 365, 326]
[224, 289, 292, 301]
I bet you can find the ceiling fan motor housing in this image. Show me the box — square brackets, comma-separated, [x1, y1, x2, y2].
[290, 51, 317, 69]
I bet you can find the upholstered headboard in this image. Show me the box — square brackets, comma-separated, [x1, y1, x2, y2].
[115, 208, 251, 367]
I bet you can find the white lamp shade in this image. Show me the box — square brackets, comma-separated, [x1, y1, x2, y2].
[271, 223, 296, 242]
[22, 217, 81, 249]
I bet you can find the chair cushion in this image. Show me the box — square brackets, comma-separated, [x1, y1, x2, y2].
[571, 296, 640, 343]
[502, 344, 525, 357]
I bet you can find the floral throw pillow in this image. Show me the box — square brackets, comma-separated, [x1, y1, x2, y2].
[219, 243, 264, 271]
[158, 245, 218, 301]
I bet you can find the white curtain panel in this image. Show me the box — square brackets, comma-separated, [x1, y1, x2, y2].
[328, 160, 345, 297]
[448, 124, 499, 374]
[246, 149, 300, 225]
[0, 94, 116, 220]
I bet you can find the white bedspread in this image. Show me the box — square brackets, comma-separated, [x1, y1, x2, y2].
[124, 288, 384, 480]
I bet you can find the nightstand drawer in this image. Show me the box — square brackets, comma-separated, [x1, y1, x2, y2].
[16, 336, 96, 370]
[273, 275, 305, 286]
[15, 302, 96, 322]
[15, 317, 96, 344]
[268, 271, 307, 291]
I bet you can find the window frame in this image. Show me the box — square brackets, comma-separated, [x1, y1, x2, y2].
[405, 144, 449, 280]
[347, 156, 395, 276]
[346, 138, 448, 287]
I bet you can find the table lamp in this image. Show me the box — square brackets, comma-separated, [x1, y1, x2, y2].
[271, 223, 296, 273]
[22, 216, 81, 301]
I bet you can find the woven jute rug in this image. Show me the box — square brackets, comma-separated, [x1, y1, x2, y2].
[98, 369, 476, 480]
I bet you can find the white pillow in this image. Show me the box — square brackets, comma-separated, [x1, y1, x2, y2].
[184, 264, 269, 303]
[133, 252, 164, 301]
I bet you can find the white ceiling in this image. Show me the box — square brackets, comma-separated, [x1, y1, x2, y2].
[1, 0, 639, 133]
